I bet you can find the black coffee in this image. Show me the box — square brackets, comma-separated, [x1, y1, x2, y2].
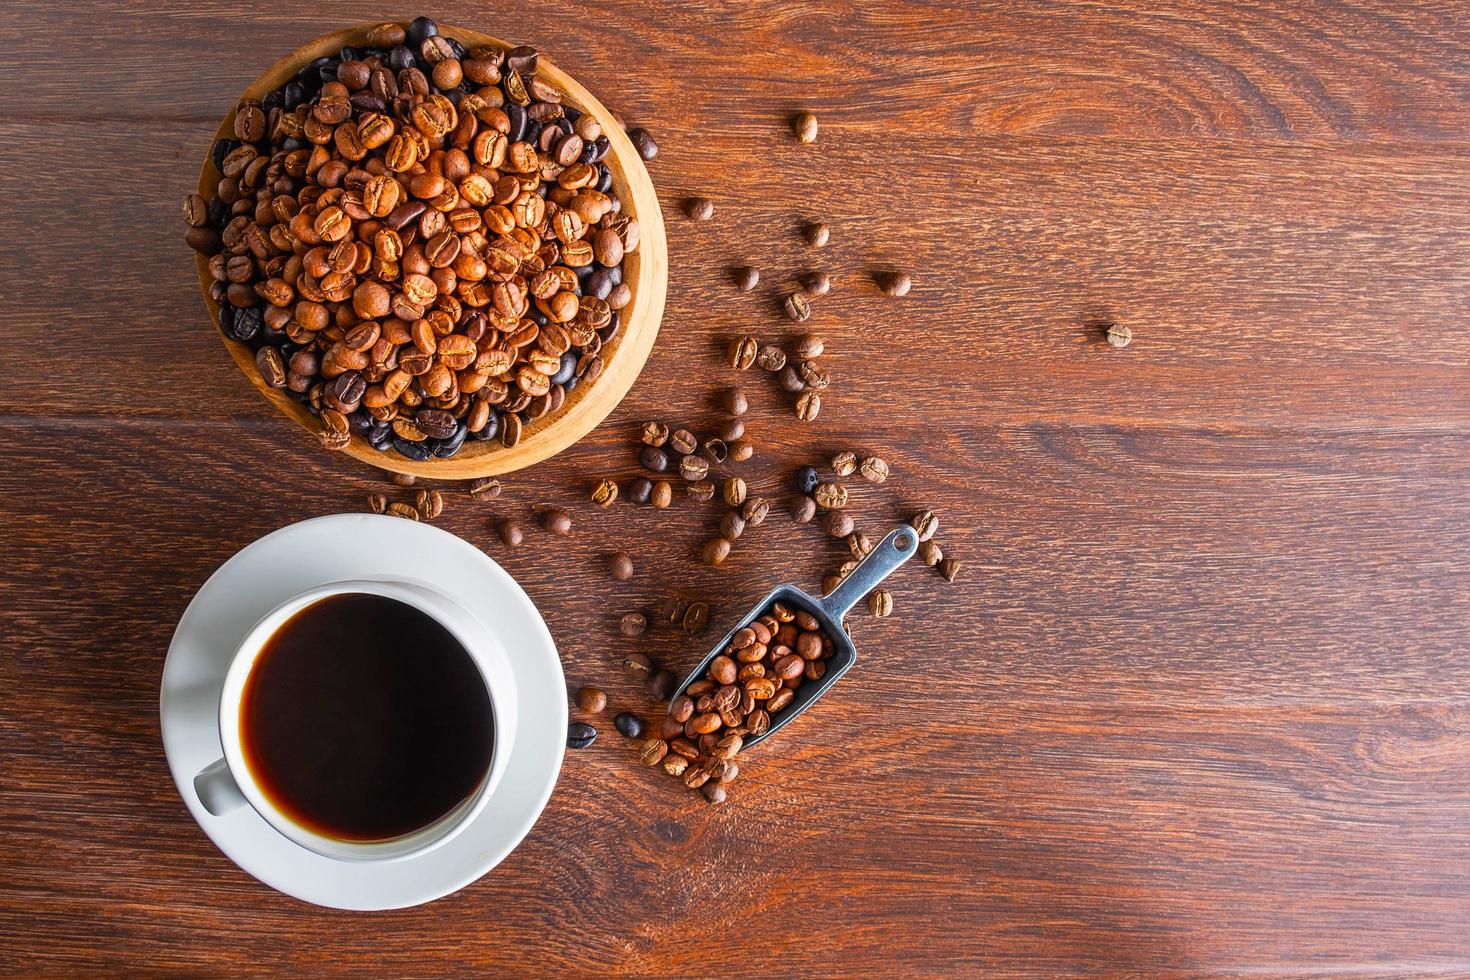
[240, 592, 493, 842]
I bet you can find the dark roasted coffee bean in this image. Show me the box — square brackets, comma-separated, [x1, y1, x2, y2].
[684, 196, 714, 221]
[468, 478, 503, 501]
[756, 344, 786, 372]
[567, 722, 597, 749]
[880, 271, 912, 297]
[627, 477, 653, 505]
[801, 271, 831, 297]
[499, 519, 523, 547]
[823, 509, 854, 538]
[414, 409, 457, 439]
[614, 713, 643, 738]
[666, 428, 695, 455]
[804, 221, 830, 247]
[791, 496, 817, 523]
[683, 601, 709, 634]
[639, 445, 670, 472]
[717, 418, 745, 442]
[777, 365, 805, 394]
[734, 266, 759, 292]
[687, 480, 715, 502]
[255, 346, 286, 388]
[720, 387, 748, 416]
[641, 738, 668, 765]
[541, 507, 572, 534]
[939, 557, 962, 582]
[406, 16, 439, 46]
[794, 333, 825, 359]
[608, 551, 634, 580]
[367, 492, 388, 514]
[622, 652, 653, 677]
[679, 455, 709, 482]
[392, 436, 431, 461]
[627, 127, 658, 160]
[798, 360, 831, 390]
[793, 465, 819, 495]
[650, 669, 677, 701]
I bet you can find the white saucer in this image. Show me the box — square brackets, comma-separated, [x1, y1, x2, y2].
[159, 514, 567, 910]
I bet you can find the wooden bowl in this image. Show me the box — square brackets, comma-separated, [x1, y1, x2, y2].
[195, 24, 667, 478]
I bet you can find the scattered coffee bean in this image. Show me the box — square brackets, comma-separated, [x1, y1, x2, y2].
[651, 480, 673, 508]
[668, 428, 697, 455]
[838, 559, 859, 579]
[804, 221, 830, 247]
[723, 476, 748, 507]
[793, 465, 819, 495]
[795, 390, 821, 421]
[823, 509, 854, 538]
[822, 572, 843, 593]
[639, 445, 670, 473]
[778, 365, 806, 393]
[910, 510, 939, 542]
[720, 387, 749, 416]
[793, 111, 818, 143]
[387, 502, 420, 521]
[721, 511, 746, 540]
[683, 601, 710, 633]
[687, 480, 715, 502]
[729, 439, 755, 462]
[757, 345, 787, 372]
[614, 713, 643, 738]
[718, 420, 746, 444]
[859, 456, 890, 484]
[468, 478, 502, 501]
[793, 334, 825, 360]
[702, 438, 729, 464]
[576, 686, 608, 713]
[939, 557, 962, 582]
[1107, 323, 1133, 348]
[608, 551, 634, 580]
[650, 669, 678, 700]
[591, 479, 619, 507]
[791, 496, 818, 523]
[641, 421, 670, 446]
[392, 472, 418, 487]
[831, 451, 859, 477]
[783, 292, 812, 322]
[848, 531, 873, 559]
[628, 477, 654, 505]
[619, 613, 648, 637]
[415, 489, 444, 520]
[684, 196, 715, 221]
[567, 722, 597, 749]
[741, 497, 770, 526]
[499, 518, 523, 546]
[702, 537, 732, 566]
[918, 540, 943, 566]
[734, 266, 760, 292]
[628, 127, 659, 160]
[679, 455, 710, 481]
[814, 482, 848, 509]
[622, 652, 653, 677]
[541, 507, 572, 534]
[868, 589, 894, 618]
[880, 272, 912, 297]
[797, 361, 830, 390]
[367, 492, 389, 514]
[801, 271, 832, 297]
[641, 738, 668, 765]
[728, 335, 759, 370]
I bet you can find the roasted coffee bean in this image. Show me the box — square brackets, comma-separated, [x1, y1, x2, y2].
[591, 478, 619, 506]
[727, 335, 758, 369]
[767, 687, 795, 713]
[792, 110, 818, 143]
[679, 455, 709, 481]
[793, 334, 825, 360]
[627, 477, 653, 505]
[182, 193, 208, 227]
[499, 518, 523, 546]
[729, 439, 754, 462]
[859, 456, 890, 484]
[880, 271, 912, 297]
[823, 509, 854, 538]
[805, 658, 827, 680]
[540, 507, 572, 534]
[734, 266, 759, 292]
[682, 765, 711, 789]
[414, 409, 457, 439]
[628, 127, 659, 160]
[741, 497, 769, 526]
[576, 686, 608, 713]
[688, 712, 721, 735]
[756, 344, 786, 372]
[720, 511, 745, 541]
[771, 603, 795, 623]
[468, 477, 502, 501]
[718, 418, 745, 442]
[814, 482, 848, 509]
[684, 196, 714, 221]
[702, 537, 731, 566]
[830, 451, 858, 477]
[255, 346, 287, 388]
[663, 754, 690, 776]
[721, 387, 748, 416]
[567, 722, 597, 749]
[687, 481, 715, 502]
[669, 695, 695, 723]
[918, 540, 943, 566]
[822, 572, 843, 593]
[804, 221, 830, 247]
[910, 510, 939, 542]
[392, 472, 419, 487]
[622, 651, 653, 676]
[640, 738, 668, 765]
[722, 477, 747, 507]
[797, 361, 830, 390]
[607, 551, 634, 580]
[650, 669, 678, 700]
[367, 492, 389, 514]
[663, 598, 689, 624]
[791, 496, 817, 524]
[783, 292, 811, 322]
[801, 271, 831, 297]
[501, 413, 523, 449]
[641, 420, 670, 447]
[774, 654, 805, 681]
[1106, 323, 1133, 348]
[939, 557, 962, 582]
[651, 480, 673, 508]
[747, 709, 771, 736]
[668, 428, 697, 455]
[793, 465, 819, 495]
[415, 489, 444, 520]
[387, 501, 420, 520]
[659, 717, 685, 740]
[702, 438, 728, 464]
[795, 391, 821, 421]
[848, 531, 873, 558]
[686, 678, 715, 695]
[777, 365, 805, 394]
[619, 613, 648, 637]
[709, 655, 737, 685]
[639, 445, 670, 472]
[683, 601, 709, 634]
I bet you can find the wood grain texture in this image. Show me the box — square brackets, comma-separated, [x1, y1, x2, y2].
[2, 0, 1469, 973]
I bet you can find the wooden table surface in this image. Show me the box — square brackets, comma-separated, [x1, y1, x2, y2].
[3, 1, 1468, 973]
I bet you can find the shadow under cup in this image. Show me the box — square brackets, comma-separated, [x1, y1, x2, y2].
[205, 582, 505, 862]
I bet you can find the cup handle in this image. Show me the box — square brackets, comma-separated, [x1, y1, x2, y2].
[194, 757, 247, 816]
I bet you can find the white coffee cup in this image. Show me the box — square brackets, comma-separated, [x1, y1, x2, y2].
[193, 579, 515, 863]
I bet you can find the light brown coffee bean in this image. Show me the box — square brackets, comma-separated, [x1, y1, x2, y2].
[689, 712, 722, 735]
[727, 335, 758, 370]
[468, 477, 502, 501]
[722, 477, 747, 507]
[1107, 323, 1133, 348]
[791, 496, 817, 523]
[608, 551, 634, 580]
[663, 754, 690, 776]
[767, 687, 795, 713]
[734, 266, 759, 291]
[416, 489, 444, 520]
[744, 677, 778, 700]
[367, 492, 388, 514]
[709, 655, 737, 685]
[792, 111, 818, 144]
[848, 531, 873, 559]
[720, 511, 746, 541]
[814, 482, 848, 510]
[641, 420, 669, 446]
[622, 652, 653, 677]
[679, 455, 709, 482]
[757, 344, 786, 372]
[793, 334, 825, 360]
[576, 686, 607, 713]
[683, 601, 710, 634]
[795, 391, 821, 421]
[823, 509, 854, 538]
[669, 695, 694, 723]
[804, 222, 830, 247]
[687, 480, 715, 502]
[640, 739, 669, 766]
[918, 540, 943, 566]
[740, 497, 769, 526]
[720, 387, 748, 416]
[783, 292, 811, 322]
[729, 439, 754, 462]
[939, 557, 962, 582]
[702, 537, 732, 566]
[651, 480, 673, 508]
[880, 271, 912, 297]
[859, 456, 890, 484]
[868, 589, 894, 617]
[619, 613, 648, 637]
[591, 478, 618, 507]
[684, 196, 714, 221]
[499, 519, 523, 546]
[387, 502, 420, 521]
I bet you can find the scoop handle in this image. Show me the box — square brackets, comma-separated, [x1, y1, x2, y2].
[815, 525, 919, 621]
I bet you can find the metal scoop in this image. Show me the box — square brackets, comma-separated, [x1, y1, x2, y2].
[673, 525, 919, 748]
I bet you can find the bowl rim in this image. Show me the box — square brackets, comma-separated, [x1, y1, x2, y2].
[194, 22, 667, 477]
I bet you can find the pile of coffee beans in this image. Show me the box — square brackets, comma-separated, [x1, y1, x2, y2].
[184, 17, 640, 461]
[728, 331, 830, 421]
[641, 600, 834, 803]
